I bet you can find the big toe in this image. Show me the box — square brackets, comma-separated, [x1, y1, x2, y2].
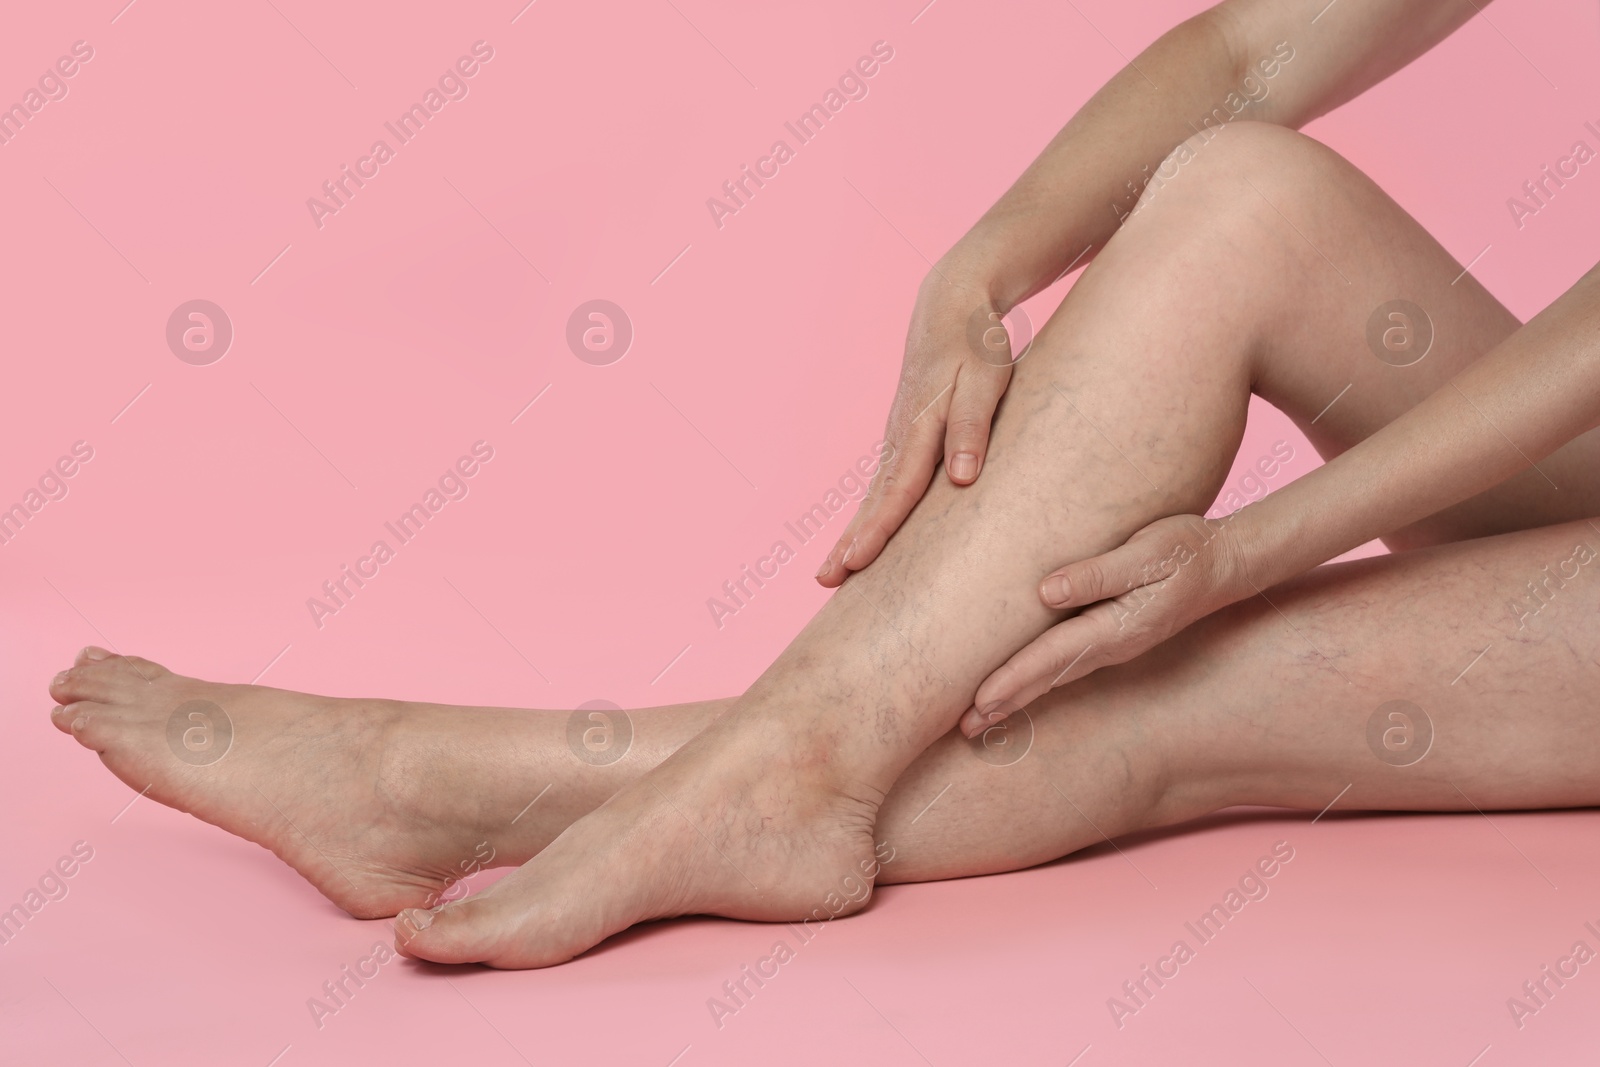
[49, 654, 169, 705]
[395, 871, 599, 970]
[395, 899, 514, 966]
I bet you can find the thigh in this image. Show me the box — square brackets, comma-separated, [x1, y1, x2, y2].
[1082, 121, 1600, 550]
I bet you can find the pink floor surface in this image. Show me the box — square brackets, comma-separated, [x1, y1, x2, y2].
[4, 1, 1600, 1063]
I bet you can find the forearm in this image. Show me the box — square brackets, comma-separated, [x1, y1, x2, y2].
[941, 0, 1480, 309]
[942, 10, 1247, 306]
[1239, 262, 1600, 588]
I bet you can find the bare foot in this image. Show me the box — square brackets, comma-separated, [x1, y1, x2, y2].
[46, 648, 657, 918]
[396, 712, 886, 968]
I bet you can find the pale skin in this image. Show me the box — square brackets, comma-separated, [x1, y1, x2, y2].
[813, 0, 1600, 732]
[47, 1, 1600, 967]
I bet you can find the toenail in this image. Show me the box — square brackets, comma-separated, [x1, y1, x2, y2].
[71, 714, 89, 731]
[405, 908, 433, 930]
[53, 671, 70, 687]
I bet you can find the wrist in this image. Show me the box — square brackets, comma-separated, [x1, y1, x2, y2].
[1216, 497, 1296, 596]
[931, 218, 1041, 310]
[923, 245, 1003, 309]
[937, 213, 1104, 314]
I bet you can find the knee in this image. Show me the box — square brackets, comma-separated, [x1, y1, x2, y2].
[1128, 120, 1351, 225]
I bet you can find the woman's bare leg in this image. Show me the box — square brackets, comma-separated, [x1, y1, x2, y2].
[877, 515, 1600, 882]
[47, 511, 1600, 906]
[49, 647, 734, 918]
[377, 122, 1600, 968]
[48, 122, 1600, 957]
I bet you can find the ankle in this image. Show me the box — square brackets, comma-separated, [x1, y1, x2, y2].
[694, 703, 894, 816]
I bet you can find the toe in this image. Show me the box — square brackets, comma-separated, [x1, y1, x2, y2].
[76, 646, 114, 666]
[396, 896, 530, 967]
[48, 654, 168, 705]
[49, 703, 78, 734]
[49, 666, 113, 705]
[62, 702, 113, 751]
[395, 901, 487, 965]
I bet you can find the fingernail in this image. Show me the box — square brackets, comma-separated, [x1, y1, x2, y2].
[841, 539, 858, 566]
[949, 452, 978, 481]
[1042, 575, 1071, 606]
[815, 558, 832, 579]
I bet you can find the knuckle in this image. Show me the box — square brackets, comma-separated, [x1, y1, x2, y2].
[863, 469, 900, 502]
[907, 411, 948, 445]
[945, 416, 990, 444]
[876, 464, 925, 500]
[875, 468, 909, 496]
[1071, 559, 1110, 599]
[937, 419, 972, 452]
[1041, 635, 1089, 678]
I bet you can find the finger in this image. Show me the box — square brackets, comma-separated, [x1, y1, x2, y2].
[958, 698, 1029, 739]
[817, 416, 942, 587]
[1038, 538, 1181, 610]
[943, 362, 1011, 485]
[965, 615, 1112, 735]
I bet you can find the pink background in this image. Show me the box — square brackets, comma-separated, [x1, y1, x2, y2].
[3, 0, 1599, 1063]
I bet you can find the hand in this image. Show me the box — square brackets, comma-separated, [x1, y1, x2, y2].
[816, 269, 1023, 587]
[960, 513, 1253, 736]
